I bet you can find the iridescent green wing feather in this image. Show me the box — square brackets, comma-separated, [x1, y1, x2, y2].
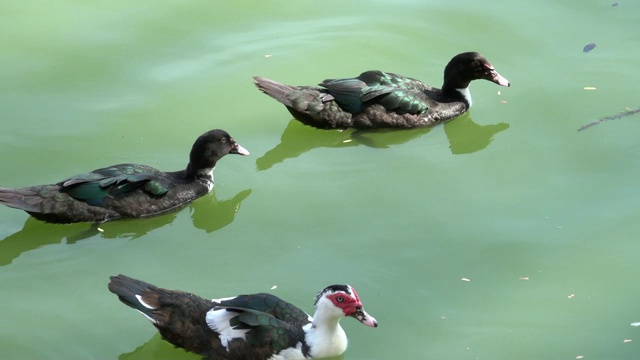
[217, 293, 310, 351]
[225, 308, 301, 352]
[60, 165, 171, 206]
[321, 70, 429, 114]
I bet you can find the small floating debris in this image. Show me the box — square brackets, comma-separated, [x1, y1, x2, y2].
[583, 43, 597, 53]
[612, 2, 619, 6]
[97, 227, 104, 232]
[630, 322, 640, 327]
[270, 285, 277, 290]
[583, 86, 597, 90]
[576, 356, 584, 359]
[342, 139, 352, 143]
[460, 277, 471, 282]
[519, 276, 529, 280]
[568, 294, 575, 299]
[264, 54, 272, 58]
[624, 339, 632, 343]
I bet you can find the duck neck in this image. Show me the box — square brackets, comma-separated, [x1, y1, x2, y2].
[442, 81, 472, 108]
[182, 164, 215, 191]
[305, 310, 347, 358]
[186, 162, 214, 178]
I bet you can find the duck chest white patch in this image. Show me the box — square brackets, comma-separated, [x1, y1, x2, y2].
[205, 308, 249, 350]
[197, 167, 215, 192]
[455, 87, 472, 107]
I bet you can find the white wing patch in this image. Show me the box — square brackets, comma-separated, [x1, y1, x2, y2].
[267, 342, 304, 360]
[211, 296, 236, 304]
[133, 294, 157, 323]
[135, 309, 157, 323]
[135, 294, 156, 309]
[205, 308, 249, 350]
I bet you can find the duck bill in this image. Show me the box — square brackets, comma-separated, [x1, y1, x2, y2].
[486, 69, 510, 87]
[231, 142, 250, 156]
[351, 307, 378, 328]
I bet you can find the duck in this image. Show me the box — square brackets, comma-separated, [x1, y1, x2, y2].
[108, 274, 378, 360]
[254, 51, 510, 129]
[0, 129, 249, 224]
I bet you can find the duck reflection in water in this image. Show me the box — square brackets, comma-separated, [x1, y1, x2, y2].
[257, 114, 509, 170]
[0, 189, 251, 266]
[118, 334, 190, 360]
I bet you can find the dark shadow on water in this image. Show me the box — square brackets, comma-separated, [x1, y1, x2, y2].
[119, 334, 195, 360]
[118, 333, 344, 360]
[256, 120, 432, 170]
[0, 189, 251, 266]
[190, 189, 252, 233]
[443, 115, 509, 154]
[257, 115, 509, 170]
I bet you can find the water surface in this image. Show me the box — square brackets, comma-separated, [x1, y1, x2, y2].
[1, 1, 640, 359]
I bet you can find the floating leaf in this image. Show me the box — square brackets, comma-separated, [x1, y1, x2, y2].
[583, 43, 597, 53]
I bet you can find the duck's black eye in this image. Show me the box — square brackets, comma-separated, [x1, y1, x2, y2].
[337, 296, 344, 302]
[221, 138, 227, 143]
[471, 60, 480, 68]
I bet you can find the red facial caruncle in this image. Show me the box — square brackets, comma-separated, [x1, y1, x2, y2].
[326, 287, 362, 316]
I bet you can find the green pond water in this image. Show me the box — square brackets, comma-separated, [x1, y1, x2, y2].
[1, 0, 640, 359]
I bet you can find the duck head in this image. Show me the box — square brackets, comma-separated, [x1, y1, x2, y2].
[314, 284, 378, 327]
[443, 51, 510, 90]
[187, 129, 250, 177]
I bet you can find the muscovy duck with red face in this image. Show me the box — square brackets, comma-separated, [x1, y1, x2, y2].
[108, 275, 378, 360]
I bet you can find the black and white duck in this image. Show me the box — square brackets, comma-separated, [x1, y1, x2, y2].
[0, 129, 249, 223]
[108, 274, 378, 360]
[254, 51, 510, 129]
